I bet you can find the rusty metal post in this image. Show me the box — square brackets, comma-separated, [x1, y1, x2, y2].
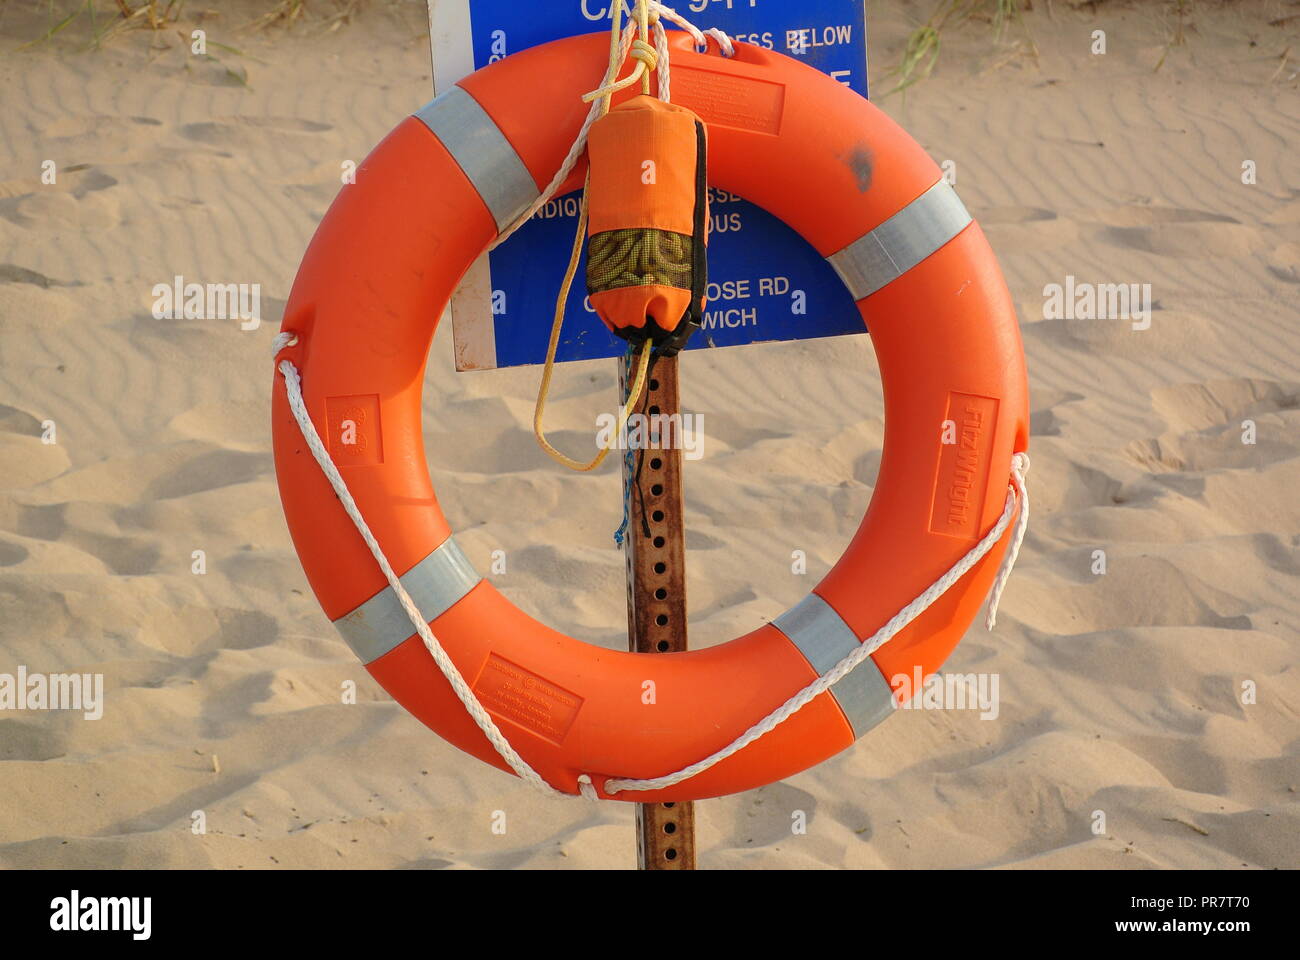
[619, 352, 696, 870]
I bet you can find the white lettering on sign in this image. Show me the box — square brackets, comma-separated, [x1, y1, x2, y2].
[689, 0, 761, 12]
[707, 279, 750, 301]
[537, 196, 584, 220]
[702, 308, 758, 329]
[439, 0, 871, 372]
[711, 211, 743, 234]
[730, 31, 775, 49]
[786, 25, 854, 55]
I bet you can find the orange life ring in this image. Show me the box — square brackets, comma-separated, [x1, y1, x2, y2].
[271, 33, 1029, 802]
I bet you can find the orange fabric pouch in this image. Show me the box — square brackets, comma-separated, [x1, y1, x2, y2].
[585, 95, 708, 355]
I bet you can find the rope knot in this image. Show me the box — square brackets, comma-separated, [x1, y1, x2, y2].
[630, 38, 658, 73]
[577, 774, 600, 801]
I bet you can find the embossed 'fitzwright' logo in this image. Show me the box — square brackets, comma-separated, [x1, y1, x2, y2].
[930, 393, 1000, 540]
[948, 406, 985, 527]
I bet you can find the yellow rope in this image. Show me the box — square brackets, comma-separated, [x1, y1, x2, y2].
[533, 175, 653, 472]
[533, 0, 659, 472]
[581, 39, 657, 103]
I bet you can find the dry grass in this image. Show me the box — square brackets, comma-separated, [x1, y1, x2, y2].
[242, 0, 365, 32]
[888, 0, 1039, 96]
[17, 1, 196, 50]
[15, 0, 379, 51]
[885, 0, 1293, 93]
[10, 0, 391, 92]
[888, 0, 1300, 95]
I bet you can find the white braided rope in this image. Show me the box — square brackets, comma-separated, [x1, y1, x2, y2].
[274, 341, 568, 798]
[703, 27, 736, 55]
[601, 452, 1031, 796]
[653, 18, 673, 102]
[489, 23, 633, 250]
[646, 1, 735, 55]
[276, 329, 1029, 799]
[985, 452, 1030, 630]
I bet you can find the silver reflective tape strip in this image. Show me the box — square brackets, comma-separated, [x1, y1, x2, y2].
[772, 594, 895, 739]
[332, 536, 481, 664]
[413, 86, 539, 233]
[828, 180, 973, 302]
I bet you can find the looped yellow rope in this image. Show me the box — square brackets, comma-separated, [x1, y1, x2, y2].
[581, 39, 658, 103]
[534, 0, 660, 472]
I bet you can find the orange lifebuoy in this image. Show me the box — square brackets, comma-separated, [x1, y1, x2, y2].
[271, 33, 1029, 802]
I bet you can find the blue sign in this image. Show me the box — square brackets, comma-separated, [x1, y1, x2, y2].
[440, 0, 870, 370]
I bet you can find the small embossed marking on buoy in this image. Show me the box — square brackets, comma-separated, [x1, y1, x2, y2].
[930, 392, 999, 540]
[325, 394, 384, 465]
[472, 654, 584, 745]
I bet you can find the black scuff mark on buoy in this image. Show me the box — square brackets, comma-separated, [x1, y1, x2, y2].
[847, 146, 874, 192]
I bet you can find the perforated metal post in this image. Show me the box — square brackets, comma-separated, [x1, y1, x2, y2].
[619, 353, 697, 870]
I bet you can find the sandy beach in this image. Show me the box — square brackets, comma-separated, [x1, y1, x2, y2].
[0, 0, 1297, 869]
